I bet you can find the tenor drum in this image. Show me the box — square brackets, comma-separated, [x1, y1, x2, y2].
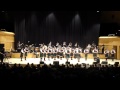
[35, 47, 39, 52]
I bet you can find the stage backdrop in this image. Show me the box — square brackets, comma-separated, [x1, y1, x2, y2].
[14, 11, 100, 49]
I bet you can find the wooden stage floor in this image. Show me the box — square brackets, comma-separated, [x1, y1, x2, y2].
[3, 57, 120, 65]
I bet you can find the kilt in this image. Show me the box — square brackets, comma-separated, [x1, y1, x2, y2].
[40, 53, 43, 57]
[43, 53, 46, 57]
[66, 54, 70, 58]
[105, 53, 109, 58]
[53, 53, 57, 57]
[74, 53, 80, 58]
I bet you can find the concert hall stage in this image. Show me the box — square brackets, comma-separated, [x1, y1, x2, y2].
[3, 57, 119, 66]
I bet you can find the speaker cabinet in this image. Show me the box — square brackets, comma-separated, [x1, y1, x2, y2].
[114, 62, 119, 66]
[53, 61, 59, 65]
[40, 61, 44, 64]
[114, 62, 119, 65]
[101, 61, 108, 64]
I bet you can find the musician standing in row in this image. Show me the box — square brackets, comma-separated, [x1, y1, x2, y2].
[110, 48, 116, 61]
[74, 47, 82, 62]
[104, 49, 109, 61]
[65, 47, 71, 61]
[53, 46, 57, 60]
[92, 47, 98, 60]
[84, 47, 89, 60]
[40, 47, 46, 61]
[20, 46, 28, 61]
[59, 48, 64, 60]
[47, 47, 52, 60]
[20, 47, 24, 61]
[101, 44, 105, 54]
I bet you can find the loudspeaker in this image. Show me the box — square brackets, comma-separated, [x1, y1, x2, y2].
[93, 62, 97, 64]
[40, 61, 44, 64]
[114, 62, 119, 66]
[114, 62, 119, 65]
[101, 61, 108, 64]
[53, 61, 59, 65]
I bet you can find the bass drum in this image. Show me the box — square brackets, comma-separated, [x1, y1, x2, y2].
[43, 45, 47, 50]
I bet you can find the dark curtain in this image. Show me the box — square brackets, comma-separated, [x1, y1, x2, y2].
[100, 23, 118, 36]
[14, 11, 100, 49]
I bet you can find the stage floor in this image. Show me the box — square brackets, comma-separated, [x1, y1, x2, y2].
[3, 57, 119, 65]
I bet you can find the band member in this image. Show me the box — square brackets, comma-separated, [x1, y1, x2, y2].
[70, 47, 74, 60]
[101, 44, 105, 54]
[0, 47, 5, 64]
[47, 47, 52, 60]
[20, 47, 24, 61]
[78, 47, 82, 61]
[43, 48, 47, 61]
[110, 48, 116, 61]
[62, 45, 66, 58]
[74, 47, 81, 62]
[84, 47, 89, 60]
[40, 48, 45, 61]
[92, 47, 98, 60]
[86, 44, 91, 53]
[59, 48, 64, 60]
[96, 46, 100, 53]
[104, 49, 109, 61]
[56, 45, 61, 59]
[52, 46, 57, 60]
[65, 47, 71, 61]
[24, 46, 29, 60]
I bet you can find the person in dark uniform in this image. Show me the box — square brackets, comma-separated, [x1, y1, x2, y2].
[53, 47, 57, 60]
[0, 47, 5, 64]
[24, 46, 29, 60]
[101, 44, 105, 54]
[92, 47, 98, 60]
[59, 48, 64, 60]
[65, 47, 70, 62]
[40, 47, 44, 61]
[104, 49, 109, 61]
[110, 48, 116, 61]
[74, 47, 82, 62]
[84, 47, 89, 60]
[20, 47, 24, 61]
[47, 47, 52, 60]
